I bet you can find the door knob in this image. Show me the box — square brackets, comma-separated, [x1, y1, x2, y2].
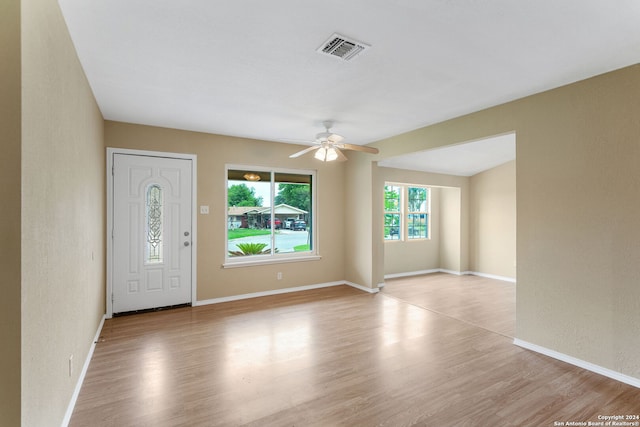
[184, 241, 190, 247]
[184, 231, 190, 236]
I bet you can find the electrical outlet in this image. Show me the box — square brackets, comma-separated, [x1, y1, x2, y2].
[69, 354, 73, 377]
[277, 272, 282, 280]
[200, 205, 209, 214]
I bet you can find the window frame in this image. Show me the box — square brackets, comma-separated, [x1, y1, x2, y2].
[224, 164, 319, 268]
[384, 184, 403, 241]
[406, 186, 429, 240]
[383, 182, 431, 242]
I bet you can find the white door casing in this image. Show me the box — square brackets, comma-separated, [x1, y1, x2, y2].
[110, 152, 194, 314]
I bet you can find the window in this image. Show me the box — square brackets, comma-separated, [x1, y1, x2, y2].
[407, 187, 428, 239]
[384, 185, 401, 240]
[384, 183, 430, 241]
[226, 166, 316, 265]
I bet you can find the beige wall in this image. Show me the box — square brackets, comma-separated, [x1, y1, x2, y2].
[21, 0, 105, 425]
[0, 0, 22, 424]
[105, 121, 347, 299]
[469, 160, 516, 278]
[515, 67, 640, 377]
[439, 186, 463, 272]
[363, 64, 640, 379]
[343, 153, 375, 288]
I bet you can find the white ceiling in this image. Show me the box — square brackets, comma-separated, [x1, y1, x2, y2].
[59, 0, 640, 163]
[379, 133, 516, 176]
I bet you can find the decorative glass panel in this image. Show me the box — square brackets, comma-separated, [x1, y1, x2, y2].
[146, 184, 163, 263]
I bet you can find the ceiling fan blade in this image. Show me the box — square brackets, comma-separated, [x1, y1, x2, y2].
[289, 145, 319, 158]
[336, 143, 379, 154]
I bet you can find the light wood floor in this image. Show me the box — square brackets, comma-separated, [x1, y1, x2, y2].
[382, 273, 516, 337]
[70, 275, 639, 426]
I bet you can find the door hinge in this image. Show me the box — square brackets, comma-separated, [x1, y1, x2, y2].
[111, 293, 114, 304]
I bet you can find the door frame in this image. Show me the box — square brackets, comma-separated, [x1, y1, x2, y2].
[106, 147, 198, 318]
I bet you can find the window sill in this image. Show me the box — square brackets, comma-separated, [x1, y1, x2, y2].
[384, 238, 431, 242]
[222, 254, 322, 269]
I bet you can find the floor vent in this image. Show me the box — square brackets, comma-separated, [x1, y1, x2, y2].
[317, 33, 370, 61]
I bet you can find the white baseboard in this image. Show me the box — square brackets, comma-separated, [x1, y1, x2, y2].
[514, 339, 640, 389]
[61, 315, 106, 427]
[344, 281, 380, 294]
[384, 269, 440, 279]
[439, 269, 465, 276]
[194, 280, 377, 306]
[384, 269, 516, 283]
[468, 271, 516, 283]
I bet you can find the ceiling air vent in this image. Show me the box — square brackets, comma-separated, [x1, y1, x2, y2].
[317, 33, 371, 61]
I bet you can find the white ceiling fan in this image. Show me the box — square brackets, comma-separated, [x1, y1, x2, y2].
[289, 121, 379, 162]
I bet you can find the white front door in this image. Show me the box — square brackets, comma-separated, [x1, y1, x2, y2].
[112, 153, 192, 313]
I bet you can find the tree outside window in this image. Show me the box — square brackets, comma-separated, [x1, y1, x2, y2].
[227, 183, 263, 207]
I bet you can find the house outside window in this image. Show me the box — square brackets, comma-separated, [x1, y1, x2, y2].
[384, 183, 430, 241]
[226, 166, 316, 264]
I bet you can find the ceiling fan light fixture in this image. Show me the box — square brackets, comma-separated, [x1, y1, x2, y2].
[314, 147, 327, 161]
[243, 172, 261, 181]
[326, 147, 339, 161]
[289, 120, 378, 161]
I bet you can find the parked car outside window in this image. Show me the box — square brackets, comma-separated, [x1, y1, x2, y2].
[267, 218, 282, 229]
[293, 220, 306, 231]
